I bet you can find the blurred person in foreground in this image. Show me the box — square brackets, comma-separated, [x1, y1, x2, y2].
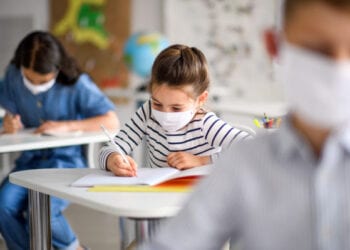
[139, 0, 350, 249]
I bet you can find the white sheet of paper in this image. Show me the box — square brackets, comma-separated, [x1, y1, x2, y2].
[71, 165, 212, 187]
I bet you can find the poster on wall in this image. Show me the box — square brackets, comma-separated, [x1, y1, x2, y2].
[50, 0, 130, 94]
[164, 0, 282, 102]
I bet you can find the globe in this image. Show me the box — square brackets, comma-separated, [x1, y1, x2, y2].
[123, 32, 170, 78]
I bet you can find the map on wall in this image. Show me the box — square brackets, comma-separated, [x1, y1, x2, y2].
[164, 0, 282, 102]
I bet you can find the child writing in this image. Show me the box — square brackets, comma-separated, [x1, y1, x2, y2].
[0, 31, 119, 250]
[99, 44, 251, 176]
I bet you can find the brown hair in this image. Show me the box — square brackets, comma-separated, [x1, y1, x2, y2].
[149, 44, 210, 98]
[284, 0, 350, 21]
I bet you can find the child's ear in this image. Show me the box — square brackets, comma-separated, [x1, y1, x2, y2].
[198, 90, 209, 106]
[264, 28, 280, 59]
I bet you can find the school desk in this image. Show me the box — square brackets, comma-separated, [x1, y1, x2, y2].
[0, 130, 109, 174]
[9, 168, 188, 250]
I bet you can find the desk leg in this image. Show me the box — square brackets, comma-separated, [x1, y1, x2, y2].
[0, 153, 11, 179]
[119, 217, 165, 249]
[28, 190, 51, 250]
[134, 218, 164, 243]
[86, 143, 96, 168]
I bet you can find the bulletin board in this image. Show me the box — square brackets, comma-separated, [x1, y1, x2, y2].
[50, 0, 130, 90]
[164, 0, 282, 102]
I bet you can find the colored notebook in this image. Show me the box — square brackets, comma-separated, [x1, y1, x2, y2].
[88, 176, 202, 192]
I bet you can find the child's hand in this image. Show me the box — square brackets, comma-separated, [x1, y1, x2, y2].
[167, 152, 211, 170]
[106, 152, 137, 177]
[3, 113, 23, 134]
[35, 120, 71, 134]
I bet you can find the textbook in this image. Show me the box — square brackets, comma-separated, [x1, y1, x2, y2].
[71, 165, 212, 188]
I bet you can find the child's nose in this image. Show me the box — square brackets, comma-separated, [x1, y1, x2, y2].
[162, 107, 173, 112]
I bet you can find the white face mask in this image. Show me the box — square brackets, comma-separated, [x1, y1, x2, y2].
[279, 43, 350, 130]
[152, 108, 196, 132]
[22, 71, 56, 95]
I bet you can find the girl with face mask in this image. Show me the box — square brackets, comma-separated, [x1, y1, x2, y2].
[99, 44, 252, 177]
[0, 31, 119, 250]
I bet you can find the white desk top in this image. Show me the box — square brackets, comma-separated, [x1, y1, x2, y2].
[0, 130, 108, 154]
[10, 168, 188, 218]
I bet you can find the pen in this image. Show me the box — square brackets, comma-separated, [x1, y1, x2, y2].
[100, 124, 130, 166]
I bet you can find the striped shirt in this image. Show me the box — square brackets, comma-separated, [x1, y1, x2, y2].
[99, 100, 250, 169]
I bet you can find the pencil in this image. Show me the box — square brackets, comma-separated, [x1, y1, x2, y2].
[100, 124, 130, 166]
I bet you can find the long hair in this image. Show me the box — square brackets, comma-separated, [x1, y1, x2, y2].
[11, 31, 82, 85]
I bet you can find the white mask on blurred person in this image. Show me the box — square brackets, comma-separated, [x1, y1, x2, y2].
[279, 42, 350, 130]
[152, 108, 195, 132]
[22, 71, 56, 95]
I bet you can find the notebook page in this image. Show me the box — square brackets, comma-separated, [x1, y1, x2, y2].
[71, 167, 179, 187]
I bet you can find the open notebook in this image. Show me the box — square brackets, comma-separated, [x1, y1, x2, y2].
[71, 165, 212, 187]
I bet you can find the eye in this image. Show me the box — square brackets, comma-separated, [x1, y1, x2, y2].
[172, 107, 182, 112]
[311, 47, 333, 58]
[152, 102, 162, 109]
[302, 43, 334, 58]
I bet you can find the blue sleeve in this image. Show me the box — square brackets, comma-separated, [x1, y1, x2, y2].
[0, 65, 19, 114]
[74, 74, 115, 118]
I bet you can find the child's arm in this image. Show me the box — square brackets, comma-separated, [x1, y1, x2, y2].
[202, 113, 252, 149]
[98, 101, 149, 172]
[167, 152, 211, 170]
[34, 111, 118, 134]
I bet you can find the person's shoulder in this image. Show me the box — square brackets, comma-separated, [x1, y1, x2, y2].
[142, 99, 155, 121]
[198, 111, 222, 128]
[5, 64, 20, 79]
[192, 109, 211, 122]
[69, 73, 103, 94]
[3, 64, 22, 87]
[74, 73, 95, 87]
[201, 111, 220, 121]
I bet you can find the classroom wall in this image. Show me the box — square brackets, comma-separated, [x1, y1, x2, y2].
[0, 0, 49, 76]
[163, 0, 282, 103]
[0, 0, 284, 123]
[131, 0, 163, 33]
[0, 0, 162, 78]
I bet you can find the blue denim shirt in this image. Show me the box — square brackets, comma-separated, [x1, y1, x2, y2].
[0, 64, 115, 169]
